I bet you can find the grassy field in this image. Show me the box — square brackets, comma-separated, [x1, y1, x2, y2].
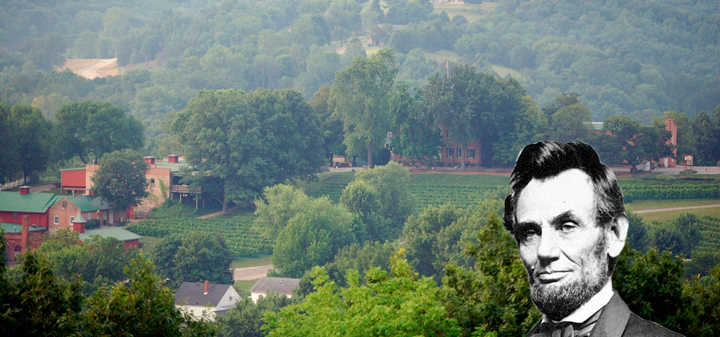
[626, 199, 720, 211]
[638, 207, 720, 223]
[234, 280, 257, 298]
[432, 2, 497, 23]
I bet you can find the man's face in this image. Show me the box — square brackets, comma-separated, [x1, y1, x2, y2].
[514, 169, 611, 321]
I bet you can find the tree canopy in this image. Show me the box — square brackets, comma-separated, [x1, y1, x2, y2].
[331, 48, 398, 167]
[151, 232, 233, 289]
[173, 88, 325, 213]
[90, 149, 149, 212]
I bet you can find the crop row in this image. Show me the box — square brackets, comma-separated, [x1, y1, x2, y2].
[622, 185, 720, 200]
[127, 216, 273, 257]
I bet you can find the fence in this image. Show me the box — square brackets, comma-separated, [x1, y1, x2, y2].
[0, 177, 27, 191]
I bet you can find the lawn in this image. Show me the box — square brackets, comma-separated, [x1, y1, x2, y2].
[231, 255, 272, 269]
[234, 280, 258, 298]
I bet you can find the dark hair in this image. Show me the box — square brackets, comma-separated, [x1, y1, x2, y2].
[504, 142, 626, 274]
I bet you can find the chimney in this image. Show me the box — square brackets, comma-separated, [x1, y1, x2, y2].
[204, 280, 209, 294]
[168, 154, 179, 163]
[21, 215, 29, 253]
[19, 186, 30, 195]
[143, 156, 155, 165]
[72, 212, 86, 233]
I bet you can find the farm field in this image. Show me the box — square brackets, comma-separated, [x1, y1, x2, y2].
[127, 213, 272, 257]
[127, 171, 720, 259]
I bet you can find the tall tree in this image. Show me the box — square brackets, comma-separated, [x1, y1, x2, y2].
[0, 105, 15, 183]
[388, 83, 441, 166]
[310, 85, 345, 164]
[692, 106, 720, 166]
[90, 149, 149, 214]
[10, 104, 52, 182]
[53, 101, 144, 164]
[423, 64, 526, 170]
[173, 89, 325, 214]
[595, 115, 672, 170]
[331, 48, 398, 167]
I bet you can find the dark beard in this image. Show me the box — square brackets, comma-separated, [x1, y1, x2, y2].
[529, 234, 610, 321]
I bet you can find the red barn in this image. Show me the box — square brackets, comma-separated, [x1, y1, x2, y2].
[60, 167, 87, 195]
[0, 187, 58, 228]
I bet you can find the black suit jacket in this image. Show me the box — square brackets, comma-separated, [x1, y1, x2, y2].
[526, 291, 684, 337]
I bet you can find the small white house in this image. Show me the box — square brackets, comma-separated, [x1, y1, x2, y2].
[174, 281, 240, 321]
[249, 277, 300, 303]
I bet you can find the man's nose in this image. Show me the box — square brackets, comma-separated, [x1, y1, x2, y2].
[537, 229, 560, 262]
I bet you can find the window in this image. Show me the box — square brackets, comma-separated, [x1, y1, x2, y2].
[457, 148, 462, 158]
[87, 213, 92, 220]
[104, 212, 107, 221]
[447, 148, 454, 158]
[467, 149, 475, 159]
[70, 216, 75, 223]
[13, 213, 17, 221]
[54, 216, 59, 224]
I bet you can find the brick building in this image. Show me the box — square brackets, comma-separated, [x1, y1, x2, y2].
[47, 195, 125, 234]
[0, 187, 58, 228]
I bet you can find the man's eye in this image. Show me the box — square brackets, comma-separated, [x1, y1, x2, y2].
[559, 223, 577, 232]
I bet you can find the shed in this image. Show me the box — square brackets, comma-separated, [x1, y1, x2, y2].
[78, 228, 142, 250]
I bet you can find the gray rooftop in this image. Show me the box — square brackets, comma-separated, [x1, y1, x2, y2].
[249, 277, 300, 295]
[175, 282, 233, 307]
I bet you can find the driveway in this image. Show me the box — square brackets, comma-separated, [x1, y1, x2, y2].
[233, 265, 273, 281]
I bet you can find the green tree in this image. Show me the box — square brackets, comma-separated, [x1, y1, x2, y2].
[613, 247, 687, 333]
[550, 102, 592, 142]
[53, 101, 144, 164]
[90, 149, 149, 214]
[264, 251, 462, 337]
[310, 85, 345, 164]
[0, 249, 84, 336]
[151, 233, 233, 289]
[36, 229, 140, 294]
[271, 196, 355, 278]
[625, 209, 649, 252]
[692, 106, 720, 166]
[20, 32, 67, 71]
[541, 91, 580, 119]
[388, 83, 442, 166]
[340, 180, 385, 242]
[313, 241, 396, 291]
[173, 89, 325, 214]
[84, 255, 215, 336]
[331, 48, 398, 167]
[254, 184, 312, 240]
[217, 293, 296, 337]
[9, 104, 52, 182]
[598, 115, 672, 170]
[0, 105, 15, 183]
[350, 162, 415, 240]
[683, 265, 720, 337]
[442, 214, 540, 337]
[423, 64, 527, 169]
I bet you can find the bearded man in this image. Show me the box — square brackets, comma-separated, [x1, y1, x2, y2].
[503, 141, 683, 337]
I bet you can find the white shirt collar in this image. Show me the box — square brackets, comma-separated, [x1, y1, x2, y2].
[542, 280, 614, 324]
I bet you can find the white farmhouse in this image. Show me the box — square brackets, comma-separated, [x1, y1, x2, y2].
[174, 281, 240, 320]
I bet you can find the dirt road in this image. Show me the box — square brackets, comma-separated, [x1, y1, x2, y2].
[233, 265, 273, 281]
[59, 58, 118, 79]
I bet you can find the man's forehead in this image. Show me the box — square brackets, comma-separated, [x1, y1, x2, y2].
[515, 169, 596, 220]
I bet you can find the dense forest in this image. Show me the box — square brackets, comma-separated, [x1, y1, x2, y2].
[0, 0, 718, 162]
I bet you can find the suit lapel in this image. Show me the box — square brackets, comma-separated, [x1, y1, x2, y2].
[590, 291, 631, 337]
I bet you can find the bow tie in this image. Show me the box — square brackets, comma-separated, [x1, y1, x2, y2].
[538, 321, 575, 337]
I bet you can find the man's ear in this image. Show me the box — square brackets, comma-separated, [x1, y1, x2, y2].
[606, 215, 629, 258]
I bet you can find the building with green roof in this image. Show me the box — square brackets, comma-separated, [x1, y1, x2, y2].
[79, 228, 141, 250]
[0, 190, 58, 228]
